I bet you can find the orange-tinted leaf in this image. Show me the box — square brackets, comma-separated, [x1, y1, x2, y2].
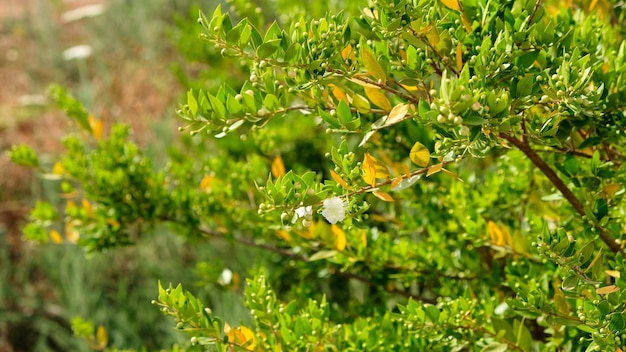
[329, 84, 348, 102]
[271, 156, 286, 178]
[330, 169, 348, 188]
[364, 87, 392, 111]
[596, 285, 619, 295]
[50, 230, 63, 244]
[96, 325, 108, 349]
[385, 103, 410, 126]
[488, 221, 511, 247]
[441, 0, 460, 11]
[341, 44, 352, 60]
[456, 42, 463, 72]
[82, 199, 94, 217]
[332, 224, 347, 251]
[276, 230, 292, 242]
[88, 115, 103, 140]
[461, 13, 472, 33]
[442, 168, 464, 182]
[372, 191, 394, 202]
[427, 163, 443, 176]
[390, 176, 403, 189]
[200, 175, 213, 191]
[238, 325, 256, 351]
[362, 47, 386, 83]
[409, 141, 430, 167]
[362, 152, 389, 186]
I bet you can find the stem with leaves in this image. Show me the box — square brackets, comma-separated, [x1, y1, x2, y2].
[499, 132, 623, 255]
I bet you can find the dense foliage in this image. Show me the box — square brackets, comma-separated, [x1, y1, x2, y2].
[10, 0, 626, 350]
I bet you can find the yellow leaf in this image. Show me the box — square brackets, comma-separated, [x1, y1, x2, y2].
[200, 175, 213, 191]
[589, 0, 599, 11]
[271, 156, 286, 178]
[332, 224, 346, 251]
[596, 285, 620, 295]
[330, 169, 348, 188]
[605, 270, 621, 278]
[362, 152, 389, 187]
[384, 103, 410, 126]
[409, 141, 430, 167]
[96, 325, 108, 349]
[361, 47, 386, 83]
[276, 230, 292, 242]
[602, 183, 621, 198]
[426, 163, 443, 176]
[440, 0, 460, 11]
[372, 191, 394, 202]
[364, 87, 392, 111]
[52, 161, 64, 175]
[82, 199, 94, 218]
[50, 230, 63, 244]
[66, 200, 76, 209]
[456, 42, 463, 72]
[88, 115, 103, 140]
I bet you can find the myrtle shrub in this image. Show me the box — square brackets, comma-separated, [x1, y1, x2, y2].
[10, 0, 626, 350]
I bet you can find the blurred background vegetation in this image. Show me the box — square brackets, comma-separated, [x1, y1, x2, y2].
[0, 0, 232, 350]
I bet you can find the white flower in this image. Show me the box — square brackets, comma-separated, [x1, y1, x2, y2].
[294, 205, 312, 219]
[321, 196, 347, 224]
[218, 268, 233, 286]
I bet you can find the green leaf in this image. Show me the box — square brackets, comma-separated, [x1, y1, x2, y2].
[187, 90, 198, 116]
[208, 93, 226, 118]
[562, 276, 578, 291]
[337, 100, 352, 124]
[257, 39, 281, 60]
